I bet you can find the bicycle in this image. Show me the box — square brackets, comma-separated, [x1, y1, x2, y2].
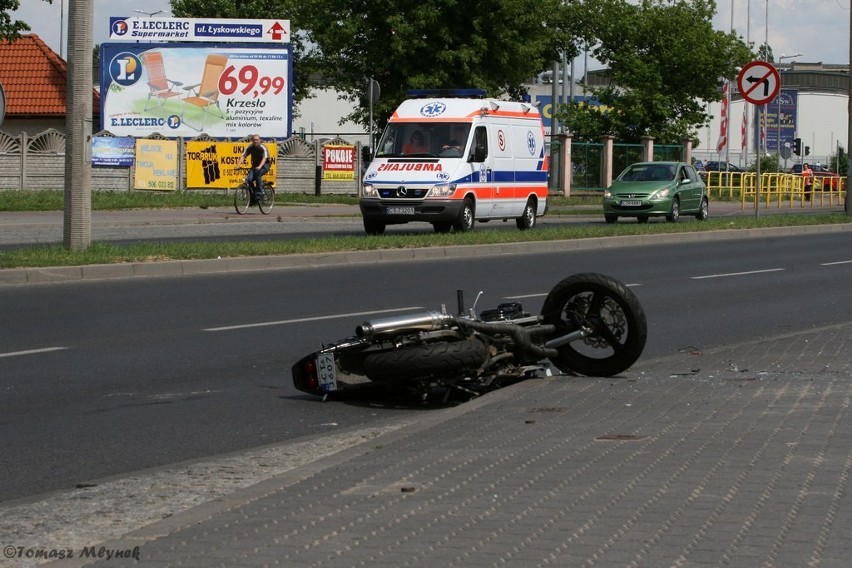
[234, 169, 275, 215]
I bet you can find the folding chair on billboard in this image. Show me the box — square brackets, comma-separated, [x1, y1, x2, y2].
[141, 52, 183, 112]
[181, 54, 229, 132]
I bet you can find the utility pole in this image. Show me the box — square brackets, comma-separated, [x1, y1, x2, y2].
[63, 0, 93, 249]
[847, 4, 851, 215]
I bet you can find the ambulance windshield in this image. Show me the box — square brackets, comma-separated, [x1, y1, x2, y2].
[376, 123, 471, 158]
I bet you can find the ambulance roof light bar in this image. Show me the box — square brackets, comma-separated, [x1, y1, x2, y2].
[407, 88, 488, 99]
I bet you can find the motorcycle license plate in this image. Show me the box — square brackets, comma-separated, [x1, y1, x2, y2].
[620, 200, 642, 207]
[316, 352, 338, 392]
[386, 206, 415, 215]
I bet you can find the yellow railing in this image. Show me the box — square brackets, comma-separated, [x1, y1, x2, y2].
[704, 171, 846, 209]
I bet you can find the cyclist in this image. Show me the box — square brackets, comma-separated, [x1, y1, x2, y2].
[238, 134, 270, 203]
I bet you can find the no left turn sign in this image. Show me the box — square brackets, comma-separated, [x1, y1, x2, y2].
[737, 60, 781, 105]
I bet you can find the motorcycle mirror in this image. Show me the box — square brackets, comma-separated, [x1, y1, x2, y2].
[471, 291, 484, 316]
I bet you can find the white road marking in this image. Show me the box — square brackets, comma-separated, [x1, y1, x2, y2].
[691, 268, 785, 280]
[204, 306, 425, 332]
[821, 260, 852, 266]
[504, 283, 644, 301]
[0, 346, 69, 359]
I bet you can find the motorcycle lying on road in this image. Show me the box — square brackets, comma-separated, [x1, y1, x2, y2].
[293, 273, 647, 401]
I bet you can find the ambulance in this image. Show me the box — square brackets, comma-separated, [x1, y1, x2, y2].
[359, 90, 549, 235]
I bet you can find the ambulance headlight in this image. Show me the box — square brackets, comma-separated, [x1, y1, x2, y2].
[362, 183, 378, 198]
[426, 183, 457, 198]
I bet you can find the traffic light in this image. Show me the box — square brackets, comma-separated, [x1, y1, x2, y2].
[793, 138, 802, 156]
[805, 146, 811, 156]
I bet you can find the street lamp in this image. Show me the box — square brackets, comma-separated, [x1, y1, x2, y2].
[777, 53, 802, 170]
[133, 9, 168, 17]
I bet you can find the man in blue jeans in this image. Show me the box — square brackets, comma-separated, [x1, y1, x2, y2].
[238, 135, 270, 203]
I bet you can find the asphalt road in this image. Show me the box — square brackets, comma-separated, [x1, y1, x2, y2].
[2, 230, 851, 503]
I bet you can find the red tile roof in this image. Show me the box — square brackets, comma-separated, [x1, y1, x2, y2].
[0, 34, 98, 117]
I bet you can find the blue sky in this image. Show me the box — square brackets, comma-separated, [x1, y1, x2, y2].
[12, 0, 852, 67]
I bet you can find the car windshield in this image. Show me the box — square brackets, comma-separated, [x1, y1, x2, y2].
[618, 164, 676, 182]
[375, 123, 471, 158]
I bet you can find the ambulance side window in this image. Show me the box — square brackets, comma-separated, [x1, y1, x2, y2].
[471, 126, 488, 162]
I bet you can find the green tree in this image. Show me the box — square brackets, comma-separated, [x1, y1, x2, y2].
[1, 0, 51, 40]
[556, 0, 753, 145]
[294, 0, 571, 129]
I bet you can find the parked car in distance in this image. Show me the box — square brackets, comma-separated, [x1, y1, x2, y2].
[790, 163, 840, 190]
[699, 161, 745, 180]
[603, 162, 709, 223]
[702, 161, 745, 173]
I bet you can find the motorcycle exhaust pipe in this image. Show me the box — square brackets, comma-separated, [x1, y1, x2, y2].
[356, 311, 454, 339]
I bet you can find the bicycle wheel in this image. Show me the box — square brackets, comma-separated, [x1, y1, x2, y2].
[234, 184, 251, 215]
[258, 184, 275, 214]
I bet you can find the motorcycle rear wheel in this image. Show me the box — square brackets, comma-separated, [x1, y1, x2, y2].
[541, 272, 647, 377]
[363, 338, 487, 382]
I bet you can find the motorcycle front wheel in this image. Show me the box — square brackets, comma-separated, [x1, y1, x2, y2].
[541, 273, 647, 377]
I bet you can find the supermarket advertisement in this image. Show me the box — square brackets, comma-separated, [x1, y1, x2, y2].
[99, 43, 293, 139]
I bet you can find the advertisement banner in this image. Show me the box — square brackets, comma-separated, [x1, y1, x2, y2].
[100, 43, 293, 139]
[92, 136, 135, 167]
[760, 89, 798, 154]
[109, 17, 290, 44]
[323, 144, 356, 181]
[532, 95, 601, 131]
[185, 141, 277, 189]
[134, 139, 179, 191]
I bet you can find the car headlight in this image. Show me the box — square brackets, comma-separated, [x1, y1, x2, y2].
[649, 187, 671, 200]
[426, 183, 457, 198]
[603, 189, 613, 199]
[362, 183, 378, 198]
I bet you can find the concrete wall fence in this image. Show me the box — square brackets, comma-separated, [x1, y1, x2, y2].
[0, 129, 369, 195]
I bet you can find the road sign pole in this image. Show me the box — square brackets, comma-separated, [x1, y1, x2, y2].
[738, 61, 782, 219]
[755, 104, 760, 218]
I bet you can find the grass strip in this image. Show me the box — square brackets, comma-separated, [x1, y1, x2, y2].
[2, 213, 849, 270]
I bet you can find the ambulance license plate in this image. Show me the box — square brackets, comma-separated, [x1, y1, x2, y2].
[620, 200, 642, 207]
[386, 206, 415, 215]
[316, 352, 338, 392]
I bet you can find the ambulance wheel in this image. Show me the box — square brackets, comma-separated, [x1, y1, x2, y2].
[433, 222, 452, 233]
[453, 198, 475, 232]
[516, 199, 537, 230]
[364, 219, 386, 235]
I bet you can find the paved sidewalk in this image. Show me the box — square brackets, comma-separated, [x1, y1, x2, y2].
[26, 321, 851, 567]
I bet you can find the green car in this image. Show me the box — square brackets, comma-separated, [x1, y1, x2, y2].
[603, 161, 709, 223]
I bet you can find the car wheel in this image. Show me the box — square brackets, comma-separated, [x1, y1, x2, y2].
[433, 222, 452, 233]
[516, 198, 537, 230]
[666, 198, 680, 223]
[636, 215, 649, 224]
[695, 197, 709, 221]
[364, 219, 386, 235]
[453, 198, 475, 232]
[604, 214, 618, 224]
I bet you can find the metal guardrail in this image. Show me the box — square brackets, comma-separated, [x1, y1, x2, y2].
[703, 171, 847, 209]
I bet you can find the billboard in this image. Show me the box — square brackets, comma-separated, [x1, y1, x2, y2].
[754, 89, 798, 154]
[185, 141, 277, 189]
[323, 144, 357, 181]
[532, 95, 601, 130]
[134, 140, 179, 190]
[108, 17, 290, 44]
[99, 43, 293, 139]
